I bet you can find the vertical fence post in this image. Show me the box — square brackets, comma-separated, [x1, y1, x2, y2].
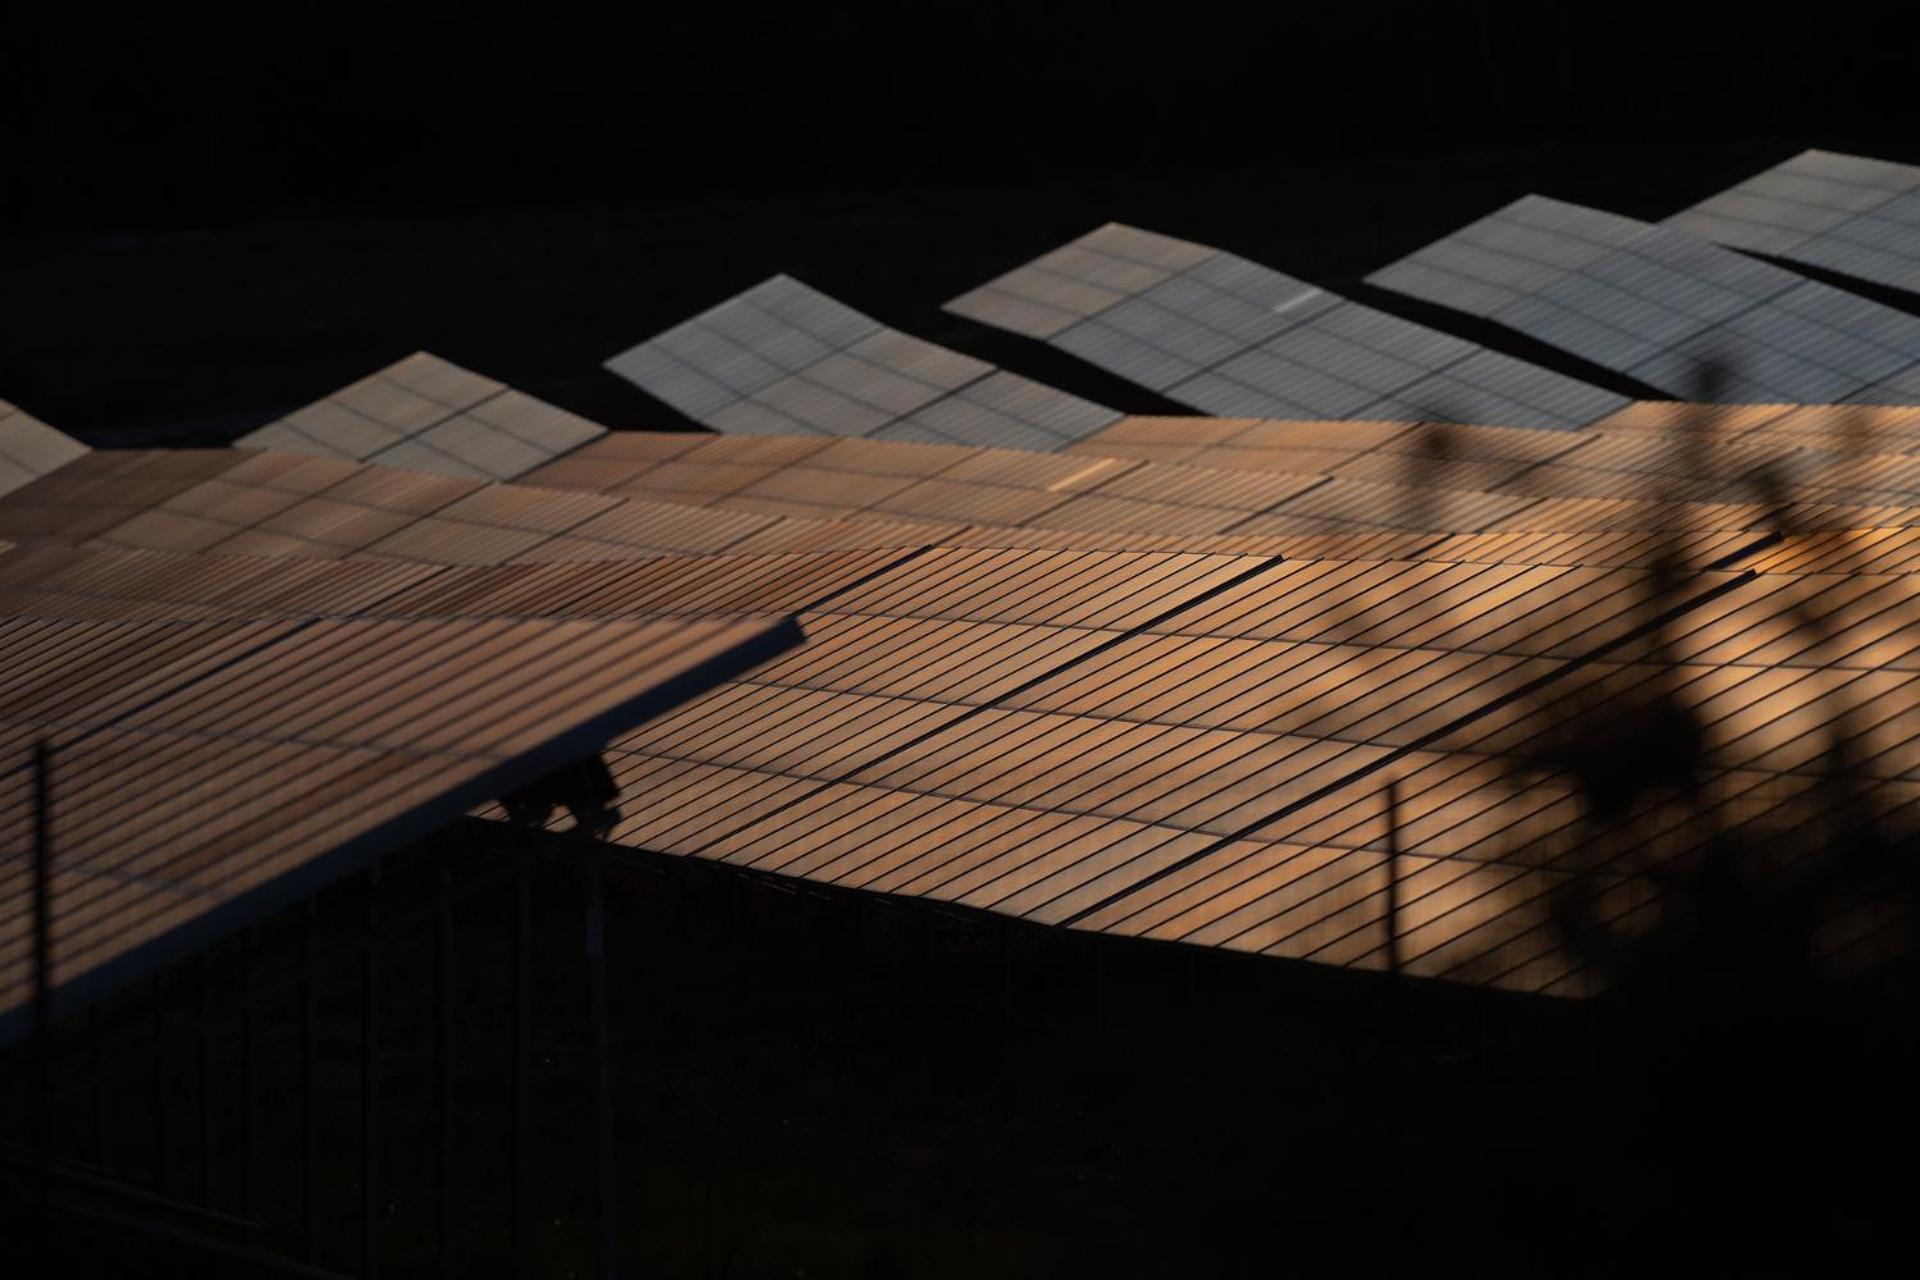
[153, 980, 170, 1197]
[585, 849, 619, 1280]
[437, 854, 454, 1280]
[242, 925, 259, 1225]
[90, 1006, 106, 1170]
[1384, 778, 1403, 979]
[199, 957, 215, 1206]
[302, 897, 319, 1266]
[364, 859, 381, 1280]
[32, 740, 54, 1210]
[512, 855, 532, 1279]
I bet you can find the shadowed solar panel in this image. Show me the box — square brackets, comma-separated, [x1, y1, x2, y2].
[0, 400, 89, 498]
[235, 352, 607, 480]
[1368, 196, 1920, 405]
[0, 573, 801, 1042]
[1667, 150, 1920, 295]
[1073, 414, 1920, 508]
[606, 275, 1123, 449]
[944, 223, 1631, 430]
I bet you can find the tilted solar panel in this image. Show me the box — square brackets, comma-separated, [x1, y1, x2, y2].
[0, 400, 89, 499]
[605, 275, 1123, 449]
[0, 572, 801, 1043]
[944, 223, 1631, 430]
[235, 352, 607, 481]
[5, 489, 1911, 999]
[527, 430, 1920, 540]
[1071, 413, 1920, 507]
[1667, 150, 1920, 295]
[1367, 196, 1920, 405]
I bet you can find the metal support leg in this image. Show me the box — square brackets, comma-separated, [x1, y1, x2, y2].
[242, 926, 258, 1224]
[364, 861, 381, 1280]
[199, 961, 215, 1206]
[437, 857, 454, 1280]
[1385, 778, 1403, 979]
[512, 857, 531, 1279]
[32, 741, 53, 1210]
[154, 981, 172, 1197]
[91, 1006, 107, 1170]
[302, 897, 319, 1265]
[585, 850, 619, 1280]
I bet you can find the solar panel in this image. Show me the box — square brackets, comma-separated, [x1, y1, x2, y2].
[526, 430, 1920, 540]
[569, 548, 1917, 995]
[944, 223, 1631, 430]
[1667, 150, 1920, 295]
[0, 446, 962, 563]
[235, 353, 607, 481]
[0, 585, 801, 1040]
[1367, 195, 1920, 404]
[0, 400, 89, 498]
[5, 481, 1911, 999]
[9, 425, 1919, 597]
[1072, 414, 1920, 508]
[605, 275, 1124, 448]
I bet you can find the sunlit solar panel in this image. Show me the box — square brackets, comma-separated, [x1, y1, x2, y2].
[1368, 195, 1920, 404]
[606, 275, 1122, 449]
[235, 352, 607, 480]
[945, 223, 1631, 430]
[1667, 150, 1920, 295]
[0, 400, 88, 498]
[0, 577, 800, 1039]
[6, 430, 1913, 1000]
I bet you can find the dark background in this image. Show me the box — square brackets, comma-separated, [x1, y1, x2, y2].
[8, 5, 1920, 442]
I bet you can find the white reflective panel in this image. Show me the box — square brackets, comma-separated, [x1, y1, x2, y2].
[607, 276, 1119, 448]
[236, 354, 605, 481]
[951, 223, 1626, 431]
[0, 403, 89, 496]
[1373, 194, 1920, 406]
[1667, 150, 1920, 296]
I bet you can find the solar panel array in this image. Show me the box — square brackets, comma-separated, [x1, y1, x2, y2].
[9, 208, 1920, 1016]
[0, 447, 951, 563]
[943, 223, 1632, 430]
[13, 421, 1918, 591]
[1366, 195, 1920, 405]
[0, 564, 801, 1040]
[5, 529, 1912, 1001]
[1668, 149, 1920, 295]
[525, 429, 1920, 540]
[605, 275, 1124, 449]
[1072, 412, 1920, 508]
[0, 399, 88, 498]
[236, 352, 607, 480]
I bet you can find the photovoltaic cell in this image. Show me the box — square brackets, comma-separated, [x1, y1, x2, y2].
[1667, 150, 1920, 295]
[605, 275, 1123, 448]
[946, 223, 1631, 431]
[1368, 195, 1920, 405]
[235, 353, 607, 481]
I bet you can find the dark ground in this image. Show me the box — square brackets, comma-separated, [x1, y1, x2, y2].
[6, 822, 1915, 1278]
